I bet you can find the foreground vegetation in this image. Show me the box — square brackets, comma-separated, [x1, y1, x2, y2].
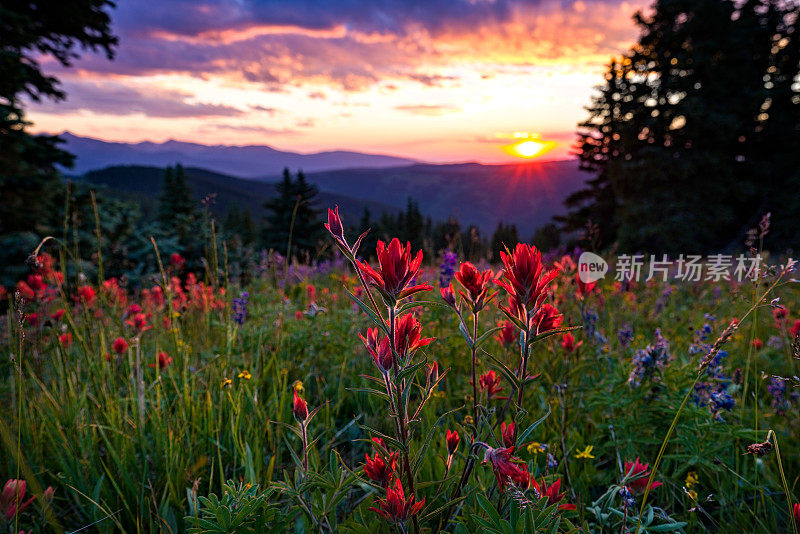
[0, 206, 799, 533]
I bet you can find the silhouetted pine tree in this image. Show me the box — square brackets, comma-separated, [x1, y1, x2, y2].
[490, 222, 519, 261]
[0, 0, 116, 282]
[565, 0, 800, 252]
[262, 168, 319, 259]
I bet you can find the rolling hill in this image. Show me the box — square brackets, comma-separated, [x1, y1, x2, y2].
[74, 166, 399, 222]
[74, 159, 587, 237]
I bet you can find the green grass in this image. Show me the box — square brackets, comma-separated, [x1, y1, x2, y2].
[2, 250, 799, 533]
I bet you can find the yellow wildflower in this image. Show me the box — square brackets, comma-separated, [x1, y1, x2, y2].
[575, 445, 595, 459]
[685, 471, 699, 488]
[687, 489, 698, 501]
[221, 378, 232, 389]
[238, 370, 251, 380]
[464, 415, 474, 426]
[527, 442, 545, 455]
[292, 380, 304, 393]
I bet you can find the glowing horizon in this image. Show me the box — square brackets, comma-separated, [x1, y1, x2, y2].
[25, 0, 649, 164]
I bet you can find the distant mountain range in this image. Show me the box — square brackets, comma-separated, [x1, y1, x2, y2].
[59, 132, 417, 177]
[62, 133, 588, 236]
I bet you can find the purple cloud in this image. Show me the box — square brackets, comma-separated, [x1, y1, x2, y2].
[28, 80, 244, 117]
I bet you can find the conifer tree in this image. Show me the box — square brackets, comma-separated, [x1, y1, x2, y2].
[564, 0, 800, 252]
[263, 168, 320, 259]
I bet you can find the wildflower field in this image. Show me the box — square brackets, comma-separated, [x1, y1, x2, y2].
[1, 207, 799, 534]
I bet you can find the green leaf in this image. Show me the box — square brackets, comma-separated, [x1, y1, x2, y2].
[344, 287, 387, 333]
[485, 351, 521, 392]
[474, 325, 504, 349]
[412, 407, 461, 475]
[528, 325, 582, 346]
[516, 405, 552, 445]
[458, 320, 474, 348]
[476, 493, 503, 528]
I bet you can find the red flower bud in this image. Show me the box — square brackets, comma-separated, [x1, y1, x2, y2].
[446, 430, 460, 455]
[292, 389, 308, 422]
[500, 422, 516, 449]
[426, 361, 439, 385]
[439, 286, 456, 308]
[325, 205, 344, 240]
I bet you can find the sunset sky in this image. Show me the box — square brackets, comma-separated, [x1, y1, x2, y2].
[27, 0, 650, 163]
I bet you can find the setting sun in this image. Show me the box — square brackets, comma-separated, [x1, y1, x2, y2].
[503, 133, 557, 159]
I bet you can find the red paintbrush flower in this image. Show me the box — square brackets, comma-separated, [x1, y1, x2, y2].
[25, 313, 39, 327]
[15, 281, 34, 300]
[454, 261, 495, 312]
[148, 351, 173, 369]
[59, 333, 72, 348]
[360, 327, 394, 373]
[393, 313, 433, 358]
[500, 422, 516, 449]
[495, 243, 559, 311]
[369, 478, 424, 524]
[624, 457, 663, 495]
[170, 252, 185, 269]
[356, 239, 432, 303]
[125, 312, 152, 333]
[528, 476, 576, 510]
[793, 503, 800, 532]
[530, 303, 562, 334]
[576, 272, 597, 298]
[26, 274, 46, 293]
[792, 319, 800, 337]
[292, 389, 308, 423]
[125, 304, 143, 317]
[479, 370, 504, 400]
[51, 309, 65, 321]
[364, 450, 398, 488]
[112, 337, 128, 354]
[1, 479, 36, 521]
[446, 430, 460, 455]
[561, 332, 583, 353]
[483, 446, 529, 491]
[75, 285, 97, 306]
[494, 320, 519, 349]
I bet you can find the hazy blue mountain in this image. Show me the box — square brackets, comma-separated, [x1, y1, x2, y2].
[300, 160, 585, 236]
[60, 132, 418, 177]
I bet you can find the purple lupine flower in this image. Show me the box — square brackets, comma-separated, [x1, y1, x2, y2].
[628, 329, 670, 388]
[617, 324, 633, 348]
[690, 318, 736, 420]
[767, 376, 796, 416]
[583, 308, 607, 346]
[439, 250, 458, 288]
[233, 291, 249, 325]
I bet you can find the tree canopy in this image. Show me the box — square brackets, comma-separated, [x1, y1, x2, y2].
[562, 0, 800, 253]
